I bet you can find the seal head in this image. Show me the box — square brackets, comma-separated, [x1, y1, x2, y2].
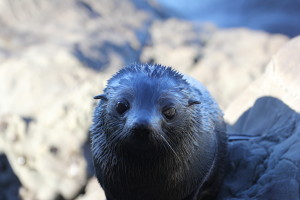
[91, 64, 227, 200]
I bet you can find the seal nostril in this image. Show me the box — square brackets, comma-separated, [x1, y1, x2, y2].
[132, 123, 151, 139]
[134, 126, 150, 135]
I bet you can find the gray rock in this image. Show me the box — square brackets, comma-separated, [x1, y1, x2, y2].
[220, 36, 300, 199]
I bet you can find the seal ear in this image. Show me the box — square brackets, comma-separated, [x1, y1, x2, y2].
[188, 99, 201, 106]
[94, 94, 108, 101]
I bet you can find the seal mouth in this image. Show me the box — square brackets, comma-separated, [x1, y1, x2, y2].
[118, 121, 167, 153]
[126, 125, 154, 149]
[131, 124, 151, 140]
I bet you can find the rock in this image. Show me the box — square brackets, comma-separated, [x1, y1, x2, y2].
[225, 36, 300, 123]
[140, 19, 288, 109]
[220, 36, 300, 199]
[0, 0, 156, 71]
[141, 19, 207, 72]
[75, 177, 106, 200]
[0, 45, 99, 116]
[0, 113, 88, 200]
[189, 28, 288, 109]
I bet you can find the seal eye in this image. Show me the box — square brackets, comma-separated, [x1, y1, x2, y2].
[162, 107, 176, 120]
[116, 100, 130, 115]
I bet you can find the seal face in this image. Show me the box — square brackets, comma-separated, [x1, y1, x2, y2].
[91, 64, 227, 200]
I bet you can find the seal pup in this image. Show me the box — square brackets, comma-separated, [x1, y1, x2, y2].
[90, 64, 227, 200]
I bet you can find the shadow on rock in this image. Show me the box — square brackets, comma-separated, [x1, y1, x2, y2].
[73, 39, 141, 71]
[219, 96, 300, 200]
[0, 154, 21, 200]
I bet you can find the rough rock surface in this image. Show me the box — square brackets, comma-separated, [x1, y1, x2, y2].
[219, 36, 300, 199]
[0, 0, 155, 71]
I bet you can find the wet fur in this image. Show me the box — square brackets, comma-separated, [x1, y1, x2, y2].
[90, 64, 227, 200]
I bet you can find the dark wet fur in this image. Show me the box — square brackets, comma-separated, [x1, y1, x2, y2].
[90, 64, 227, 200]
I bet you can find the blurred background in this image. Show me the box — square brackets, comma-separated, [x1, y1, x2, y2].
[0, 0, 299, 199]
[158, 0, 300, 37]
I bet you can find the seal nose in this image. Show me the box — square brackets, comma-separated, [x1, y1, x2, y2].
[132, 119, 151, 140]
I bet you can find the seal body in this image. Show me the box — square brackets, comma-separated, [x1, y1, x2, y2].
[90, 64, 227, 200]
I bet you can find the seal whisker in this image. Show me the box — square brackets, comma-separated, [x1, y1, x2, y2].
[154, 132, 181, 161]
